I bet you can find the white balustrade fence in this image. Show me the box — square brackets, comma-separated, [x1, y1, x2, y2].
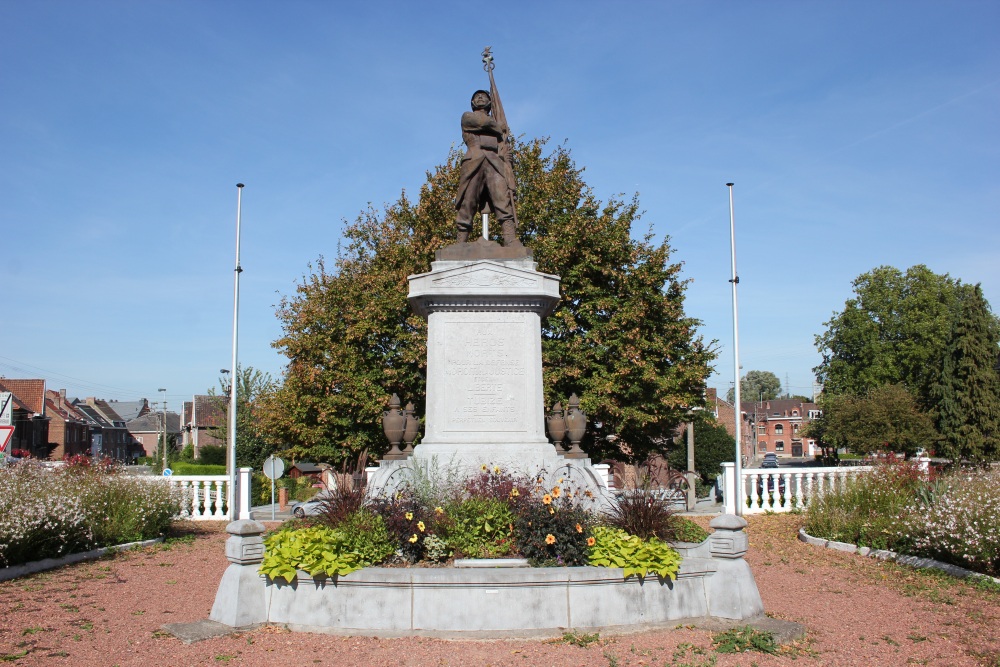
[165, 475, 229, 520]
[721, 463, 873, 515]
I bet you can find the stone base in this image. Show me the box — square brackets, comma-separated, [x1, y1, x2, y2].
[435, 237, 533, 261]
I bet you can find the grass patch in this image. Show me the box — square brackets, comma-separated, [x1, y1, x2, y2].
[712, 626, 778, 654]
[560, 630, 601, 647]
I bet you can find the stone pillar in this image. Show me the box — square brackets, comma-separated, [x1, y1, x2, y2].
[704, 514, 764, 619]
[721, 462, 737, 515]
[209, 520, 268, 628]
[238, 467, 252, 520]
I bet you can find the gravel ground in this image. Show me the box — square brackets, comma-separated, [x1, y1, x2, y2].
[1, 515, 998, 666]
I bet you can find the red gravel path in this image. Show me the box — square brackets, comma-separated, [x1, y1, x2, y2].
[1, 515, 997, 666]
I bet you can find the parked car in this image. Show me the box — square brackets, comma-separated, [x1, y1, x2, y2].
[761, 453, 779, 468]
[289, 491, 333, 519]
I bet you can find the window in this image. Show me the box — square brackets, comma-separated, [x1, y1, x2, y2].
[808, 410, 822, 419]
[758, 425, 766, 435]
[792, 423, 800, 432]
[759, 441, 768, 451]
[775, 441, 785, 451]
[774, 424, 784, 435]
[792, 410, 799, 416]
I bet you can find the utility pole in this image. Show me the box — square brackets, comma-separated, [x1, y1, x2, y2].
[228, 184, 244, 520]
[727, 183, 743, 515]
[158, 388, 167, 471]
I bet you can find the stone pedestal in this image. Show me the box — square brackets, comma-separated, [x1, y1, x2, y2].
[408, 255, 561, 473]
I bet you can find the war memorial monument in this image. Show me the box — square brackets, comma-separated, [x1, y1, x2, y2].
[207, 48, 766, 637]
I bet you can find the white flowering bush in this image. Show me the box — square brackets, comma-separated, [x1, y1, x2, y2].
[908, 468, 1000, 577]
[0, 461, 181, 568]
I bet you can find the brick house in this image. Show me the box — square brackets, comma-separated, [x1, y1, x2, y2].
[182, 395, 227, 456]
[705, 388, 754, 463]
[742, 398, 822, 458]
[44, 389, 91, 459]
[0, 378, 50, 458]
[71, 397, 133, 460]
[126, 411, 182, 459]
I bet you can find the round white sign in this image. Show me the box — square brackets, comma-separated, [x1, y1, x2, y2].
[262, 455, 285, 480]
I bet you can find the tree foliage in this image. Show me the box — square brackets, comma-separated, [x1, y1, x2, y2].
[667, 416, 736, 484]
[807, 384, 934, 458]
[814, 265, 1000, 461]
[726, 369, 781, 404]
[264, 138, 715, 463]
[930, 284, 1000, 463]
[209, 366, 277, 470]
[814, 265, 964, 405]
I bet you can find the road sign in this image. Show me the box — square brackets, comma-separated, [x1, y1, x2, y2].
[0, 425, 13, 454]
[0, 393, 12, 426]
[263, 455, 285, 480]
[162, 468, 173, 477]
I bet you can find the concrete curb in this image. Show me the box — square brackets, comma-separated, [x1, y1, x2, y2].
[0, 537, 164, 582]
[797, 528, 1000, 585]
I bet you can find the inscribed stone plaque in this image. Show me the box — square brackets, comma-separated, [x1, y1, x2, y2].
[443, 313, 527, 432]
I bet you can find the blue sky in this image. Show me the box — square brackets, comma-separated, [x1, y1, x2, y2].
[2, 1, 997, 411]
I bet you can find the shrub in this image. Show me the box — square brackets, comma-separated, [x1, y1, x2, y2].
[603, 489, 679, 540]
[198, 445, 227, 465]
[170, 462, 226, 475]
[441, 497, 516, 559]
[804, 459, 927, 550]
[335, 509, 395, 566]
[587, 525, 682, 580]
[908, 468, 1000, 576]
[669, 516, 710, 544]
[514, 496, 592, 566]
[0, 461, 180, 567]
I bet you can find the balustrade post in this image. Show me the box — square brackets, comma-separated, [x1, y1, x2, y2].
[721, 463, 736, 514]
[238, 467, 252, 520]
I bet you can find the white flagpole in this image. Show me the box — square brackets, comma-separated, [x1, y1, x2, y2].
[727, 182, 744, 516]
[228, 183, 244, 520]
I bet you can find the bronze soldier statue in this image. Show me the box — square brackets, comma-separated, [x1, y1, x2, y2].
[454, 48, 521, 247]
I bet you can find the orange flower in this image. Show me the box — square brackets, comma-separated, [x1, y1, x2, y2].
[587, 537, 596, 547]
[545, 534, 556, 545]
[575, 523, 583, 533]
[542, 494, 552, 505]
[551, 486, 562, 498]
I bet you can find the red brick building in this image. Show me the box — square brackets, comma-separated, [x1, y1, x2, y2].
[0, 378, 50, 458]
[44, 389, 91, 459]
[742, 398, 822, 458]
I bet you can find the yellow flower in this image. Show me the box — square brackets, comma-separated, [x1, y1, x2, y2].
[542, 494, 552, 505]
[584, 490, 594, 498]
[405, 512, 413, 521]
[417, 521, 425, 532]
[576, 524, 583, 533]
[545, 534, 556, 545]
[587, 536, 596, 547]
[481, 464, 488, 471]
[557, 478, 564, 484]
[551, 486, 562, 498]
[493, 465, 501, 474]
[435, 506, 444, 515]
[549, 507, 555, 515]
[509, 488, 520, 498]
[409, 534, 418, 543]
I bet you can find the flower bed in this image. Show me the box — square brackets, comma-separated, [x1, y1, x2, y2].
[0, 460, 181, 568]
[257, 466, 706, 582]
[804, 459, 1000, 577]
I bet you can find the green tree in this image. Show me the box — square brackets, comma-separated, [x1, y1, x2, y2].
[814, 265, 965, 406]
[667, 416, 735, 484]
[265, 138, 715, 463]
[807, 384, 933, 458]
[930, 284, 1000, 463]
[726, 370, 781, 404]
[210, 366, 277, 470]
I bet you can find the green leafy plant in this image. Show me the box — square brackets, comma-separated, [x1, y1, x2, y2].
[259, 525, 373, 583]
[560, 630, 601, 647]
[442, 497, 516, 558]
[712, 626, 778, 654]
[669, 517, 709, 544]
[587, 526, 681, 580]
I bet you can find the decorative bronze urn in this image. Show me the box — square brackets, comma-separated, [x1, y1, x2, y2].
[563, 393, 588, 459]
[402, 401, 420, 457]
[546, 401, 567, 448]
[381, 393, 406, 460]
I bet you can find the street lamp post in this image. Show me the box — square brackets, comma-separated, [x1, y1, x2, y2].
[158, 388, 167, 471]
